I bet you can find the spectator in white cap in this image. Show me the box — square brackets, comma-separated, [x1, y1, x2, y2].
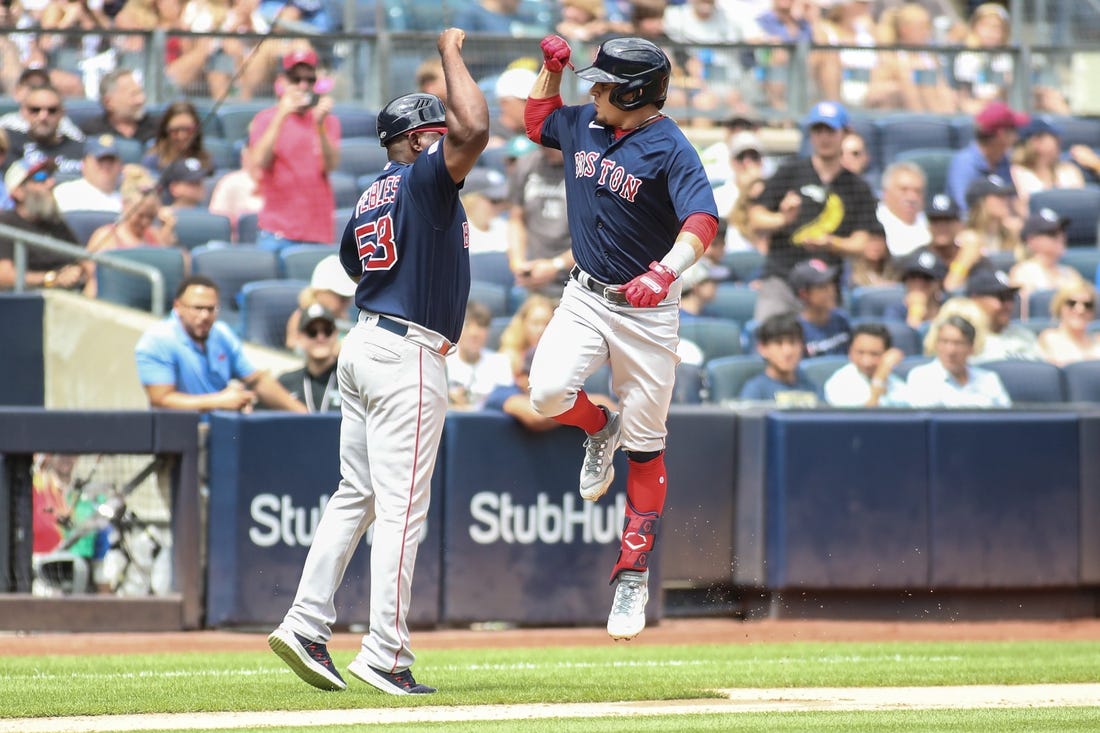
[713, 130, 766, 252]
[284, 254, 356, 349]
[491, 65, 537, 144]
[678, 260, 720, 321]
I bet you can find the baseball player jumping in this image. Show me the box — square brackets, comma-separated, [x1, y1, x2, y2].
[524, 36, 719, 640]
[268, 28, 489, 695]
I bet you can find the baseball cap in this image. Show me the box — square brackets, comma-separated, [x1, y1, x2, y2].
[900, 249, 948, 281]
[788, 258, 839, 291]
[925, 193, 961, 220]
[494, 67, 537, 102]
[964, 174, 1014, 209]
[974, 100, 1029, 136]
[164, 157, 207, 185]
[1022, 207, 1070, 238]
[729, 131, 763, 159]
[311, 254, 357, 297]
[16, 65, 49, 88]
[297, 302, 337, 332]
[85, 133, 120, 159]
[282, 48, 318, 71]
[803, 101, 849, 131]
[1021, 114, 1062, 141]
[3, 157, 56, 191]
[506, 134, 537, 158]
[965, 268, 1019, 297]
[680, 260, 721, 292]
[463, 167, 508, 200]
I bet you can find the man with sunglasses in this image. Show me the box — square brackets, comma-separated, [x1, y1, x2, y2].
[276, 303, 342, 413]
[965, 267, 1043, 363]
[2, 84, 84, 179]
[249, 48, 340, 253]
[0, 67, 85, 150]
[0, 158, 84, 291]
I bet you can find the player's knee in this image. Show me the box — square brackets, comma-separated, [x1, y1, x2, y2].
[528, 379, 572, 417]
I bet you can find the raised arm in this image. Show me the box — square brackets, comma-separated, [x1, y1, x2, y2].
[439, 28, 490, 185]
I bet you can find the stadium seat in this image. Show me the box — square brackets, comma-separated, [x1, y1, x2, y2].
[875, 115, 955, 164]
[949, 115, 974, 149]
[1013, 318, 1055, 335]
[487, 315, 511, 351]
[1028, 188, 1100, 246]
[337, 136, 391, 178]
[191, 245, 280, 329]
[800, 354, 849, 392]
[894, 148, 954, 197]
[679, 316, 743, 362]
[173, 209, 233, 250]
[892, 355, 931, 380]
[470, 250, 514, 289]
[64, 98, 102, 131]
[215, 102, 269, 142]
[583, 362, 613, 397]
[280, 244, 338, 281]
[704, 354, 766, 403]
[881, 320, 923, 356]
[95, 246, 186, 314]
[720, 249, 765, 283]
[1063, 359, 1100, 402]
[980, 359, 1067, 404]
[468, 279, 510, 317]
[849, 284, 906, 318]
[331, 105, 378, 138]
[63, 209, 116, 247]
[1027, 289, 1058, 321]
[237, 212, 259, 244]
[237, 278, 309, 348]
[672, 362, 705, 404]
[1051, 116, 1100, 149]
[475, 145, 511, 174]
[985, 250, 1018, 273]
[702, 283, 758, 323]
[114, 137, 146, 165]
[333, 208, 354, 241]
[330, 171, 361, 209]
[1060, 248, 1100, 282]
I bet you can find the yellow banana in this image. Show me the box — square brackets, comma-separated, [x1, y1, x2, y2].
[792, 192, 845, 245]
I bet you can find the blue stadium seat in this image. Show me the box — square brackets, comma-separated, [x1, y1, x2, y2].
[215, 102, 269, 142]
[331, 105, 378, 138]
[980, 359, 1066, 404]
[704, 354, 766, 403]
[203, 137, 238, 170]
[469, 250, 514, 288]
[702, 283, 758, 323]
[893, 355, 931, 380]
[191, 245, 280, 329]
[487, 314, 511, 351]
[114, 137, 146, 165]
[333, 208, 354, 242]
[1028, 188, 1100, 246]
[63, 209, 116, 247]
[237, 212, 259, 244]
[894, 148, 954, 197]
[95, 246, 186, 314]
[337, 136, 391, 178]
[280, 244, 338, 281]
[720, 249, 765, 283]
[1063, 359, 1100, 402]
[881, 320, 923, 356]
[1027, 289, 1058, 321]
[672, 362, 705, 404]
[65, 98, 103, 131]
[679, 316, 743, 362]
[875, 115, 955, 164]
[238, 279, 309, 348]
[173, 209, 233, 250]
[849, 284, 906, 318]
[800, 354, 850, 392]
[1060, 248, 1100, 282]
[468, 280, 510, 317]
[330, 171, 361, 210]
[950, 116, 974, 149]
[1051, 116, 1100, 149]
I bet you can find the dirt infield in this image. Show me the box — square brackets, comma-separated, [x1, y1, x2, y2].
[5, 617, 1100, 656]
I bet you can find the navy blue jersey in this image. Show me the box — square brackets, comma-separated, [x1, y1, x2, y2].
[339, 139, 470, 343]
[537, 103, 718, 284]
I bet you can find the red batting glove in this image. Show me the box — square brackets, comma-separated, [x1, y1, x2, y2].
[540, 35, 571, 73]
[621, 262, 678, 308]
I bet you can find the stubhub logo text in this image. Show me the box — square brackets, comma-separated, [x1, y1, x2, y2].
[469, 492, 625, 545]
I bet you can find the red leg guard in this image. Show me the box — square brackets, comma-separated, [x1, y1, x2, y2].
[609, 501, 660, 583]
[551, 390, 606, 434]
[626, 454, 667, 514]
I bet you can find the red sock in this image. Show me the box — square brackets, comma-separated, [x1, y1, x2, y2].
[551, 390, 606, 434]
[626, 454, 667, 514]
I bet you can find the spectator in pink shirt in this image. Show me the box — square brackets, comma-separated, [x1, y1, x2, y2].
[249, 48, 340, 251]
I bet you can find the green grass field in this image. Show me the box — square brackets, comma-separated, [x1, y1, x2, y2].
[3, 639, 1099, 731]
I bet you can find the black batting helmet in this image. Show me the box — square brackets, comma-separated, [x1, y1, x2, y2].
[376, 93, 447, 147]
[574, 37, 671, 111]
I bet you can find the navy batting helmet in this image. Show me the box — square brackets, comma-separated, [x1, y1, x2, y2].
[376, 93, 447, 147]
[574, 37, 671, 111]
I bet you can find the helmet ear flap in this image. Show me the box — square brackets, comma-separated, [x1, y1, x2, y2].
[608, 72, 669, 111]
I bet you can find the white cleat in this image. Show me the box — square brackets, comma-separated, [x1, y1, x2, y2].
[607, 570, 649, 641]
[579, 407, 621, 501]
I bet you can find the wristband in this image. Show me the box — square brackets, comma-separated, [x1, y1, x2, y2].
[658, 239, 697, 278]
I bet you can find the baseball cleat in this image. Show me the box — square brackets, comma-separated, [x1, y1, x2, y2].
[268, 627, 347, 691]
[348, 658, 436, 695]
[607, 569, 649, 641]
[580, 407, 621, 501]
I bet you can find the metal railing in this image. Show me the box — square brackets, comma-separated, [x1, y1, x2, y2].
[0, 224, 166, 317]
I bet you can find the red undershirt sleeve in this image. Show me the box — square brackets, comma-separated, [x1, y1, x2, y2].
[681, 212, 719, 251]
[524, 95, 563, 145]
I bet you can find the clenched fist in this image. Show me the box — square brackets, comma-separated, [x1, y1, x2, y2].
[622, 262, 677, 308]
[540, 35, 571, 73]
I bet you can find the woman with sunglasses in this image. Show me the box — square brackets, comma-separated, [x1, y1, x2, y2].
[1037, 282, 1100, 366]
[141, 100, 213, 176]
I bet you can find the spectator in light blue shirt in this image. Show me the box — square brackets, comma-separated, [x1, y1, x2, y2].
[135, 275, 307, 416]
[946, 101, 1028, 217]
[740, 313, 821, 405]
[906, 314, 1012, 407]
